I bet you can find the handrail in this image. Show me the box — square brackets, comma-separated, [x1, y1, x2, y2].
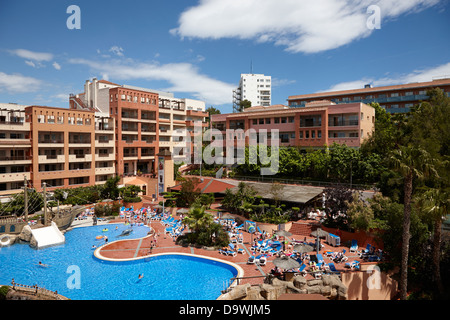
[10, 279, 64, 300]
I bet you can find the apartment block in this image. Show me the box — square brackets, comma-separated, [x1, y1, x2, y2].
[211, 101, 375, 149]
[70, 78, 208, 177]
[0, 104, 32, 196]
[288, 78, 450, 113]
[0, 103, 116, 197]
[233, 73, 271, 112]
[25, 105, 116, 191]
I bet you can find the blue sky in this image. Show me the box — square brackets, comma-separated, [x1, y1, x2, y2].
[0, 0, 449, 113]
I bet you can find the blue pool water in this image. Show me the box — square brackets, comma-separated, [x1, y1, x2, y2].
[0, 224, 238, 300]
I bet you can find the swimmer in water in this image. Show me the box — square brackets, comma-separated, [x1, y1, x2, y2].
[38, 261, 49, 267]
[138, 273, 144, 280]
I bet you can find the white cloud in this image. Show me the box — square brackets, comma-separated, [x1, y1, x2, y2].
[324, 61, 450, 92]
[52, 62, 61, 70]
[171, 0, 440, 53]
[9, 49, 53, 61]
[52, 93, 69, 101]
[25, 60, 36, 68]
[68, 58, 235, 105]
[0, 72, 43, 93]
[109, 46, 124, 57]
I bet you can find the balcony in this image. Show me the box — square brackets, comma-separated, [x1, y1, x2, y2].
[95, 167, 115, 175]
[0, 155, 32, 165]
[328, 120, 359, 127]
[0, 121, 30, 131]
[37, 154, 65, 164]
[68, 154, 93, 162]
[0, 171, 30, 183]
[186, 120, 208, 127]
[186, 110, 208, 117]
[96, 153, 115, 161]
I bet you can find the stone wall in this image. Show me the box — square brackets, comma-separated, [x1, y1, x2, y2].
[218, 274, 347, 300]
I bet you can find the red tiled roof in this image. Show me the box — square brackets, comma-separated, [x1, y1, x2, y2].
[98, 79, 120, 86]
[170, 177, 236, 194]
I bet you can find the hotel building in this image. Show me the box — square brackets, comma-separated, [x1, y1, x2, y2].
[0, 104, 32, 196]
[0, 103, 116, 196]
[69, 78, 208, 176]
[211, 100, 375, 150]
[288, 78, 450, 113]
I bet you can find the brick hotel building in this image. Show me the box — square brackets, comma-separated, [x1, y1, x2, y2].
[288, 78, 450, 113]
[0, 79, 207, 197]
[211, 101, 375, 150]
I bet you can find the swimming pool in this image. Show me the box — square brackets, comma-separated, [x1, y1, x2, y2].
[0, 224, 239, 300]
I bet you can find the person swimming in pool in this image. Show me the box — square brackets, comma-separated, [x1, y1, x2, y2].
[138, 274, 144, 280]
[37, 261, 49, 267]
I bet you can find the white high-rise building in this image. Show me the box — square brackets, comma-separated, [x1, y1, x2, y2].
[233, 73, 271, 112]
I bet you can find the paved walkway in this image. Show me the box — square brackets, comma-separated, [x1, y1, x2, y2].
[94, 213, 364, 286]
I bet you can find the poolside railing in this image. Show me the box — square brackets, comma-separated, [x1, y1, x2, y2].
[10, 279, 65, 300]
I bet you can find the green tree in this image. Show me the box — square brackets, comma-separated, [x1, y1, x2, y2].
[389, 145, 438, 300]
[416, 187, 450, 295]
[238, 99, 252, 112]
[101, 176, 121, 200]
[346, 192, 374, 231]
[176, 177, 201, 207]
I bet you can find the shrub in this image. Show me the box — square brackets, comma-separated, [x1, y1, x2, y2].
[123, 196, 141, 203]
[0, 286, 10, 300]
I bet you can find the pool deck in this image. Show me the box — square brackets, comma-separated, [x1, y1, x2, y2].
[95, 213, 368, 286]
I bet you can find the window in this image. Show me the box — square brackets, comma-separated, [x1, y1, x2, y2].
[259, 118, 264, 125]
[311, 131, 315, 138]
[305, 131, 309, 139]
[390, 92, 399, 97]
[77, 118, 83, 125]
[280, 133, 290, 143]
[361, 113, 364, 120]
[252, 119, 257, 125]
[317, 130, 321, 138]
[265, 118, 271, 124]
[299, 131, 303, 139]
[38, 114, 45, 123]
[405, 91, 413, 96]
[288, 116, 294, 123]
[57, 116, 64, 124]
[274, 118, 280, 124]
[281, 117, 287, 124]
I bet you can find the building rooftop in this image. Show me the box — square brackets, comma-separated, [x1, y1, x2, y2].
[288, 78, 450, 100]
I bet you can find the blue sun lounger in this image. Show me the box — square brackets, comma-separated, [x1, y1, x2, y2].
[328, 263, 338, 273]
[350, 239, 358, 253]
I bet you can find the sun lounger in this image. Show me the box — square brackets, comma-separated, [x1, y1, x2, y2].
[350, 239, 358, 253]
[328, 263, 338, 273]
[227, 250, 237, 257]
[317, 254, 324, 264]
[345, 260, 360, 269]
[255, 254, 267, 266]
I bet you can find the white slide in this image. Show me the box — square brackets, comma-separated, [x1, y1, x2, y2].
[31, 222, 65, 248]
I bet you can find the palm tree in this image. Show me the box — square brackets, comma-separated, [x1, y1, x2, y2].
[389, 145, 438, 300]
[417, 187, 449, 295]
[182, 205, 214, 235]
